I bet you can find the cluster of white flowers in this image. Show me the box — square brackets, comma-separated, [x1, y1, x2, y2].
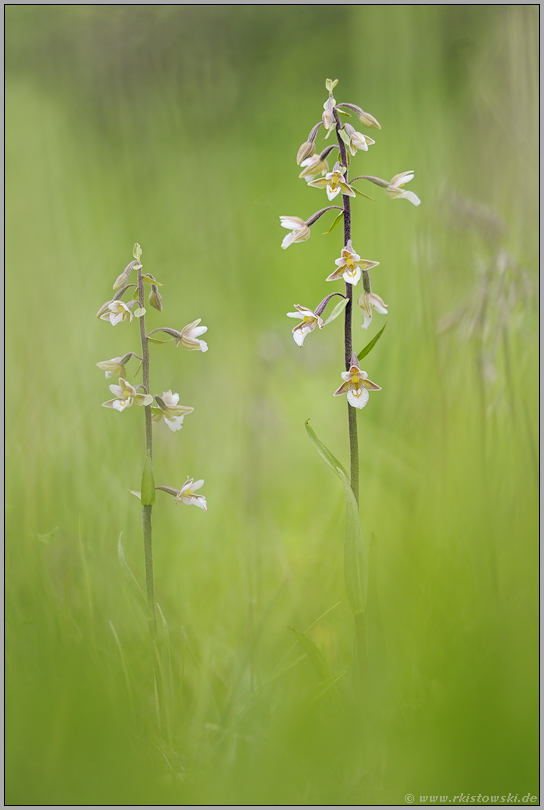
[96, 244, 208, 510]
[280, 80, 420, 408]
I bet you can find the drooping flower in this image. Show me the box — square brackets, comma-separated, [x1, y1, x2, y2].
[357, 291, 388, 329]
[102, 379, 153, 412]
[96, 356, 127, 379]
[175, 478, 207, 511]
[286, 305, 324, 347]
[343, 123, 375, 156]
[152, 390, 194, 432]
[176, 319, 208, 352]
[308, 163, 356, 201]
[358, 109, 381, 129]
[333, 355, 381, 409]
[387, 171, 421, 206]
[326, 241, 379, 286]
[298, 154, 330, 183]
[296, 139, 316, 165]
[279, 216, 311, 249]
[99, 300, 134, 326]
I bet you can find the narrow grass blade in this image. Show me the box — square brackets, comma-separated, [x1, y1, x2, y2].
[117, 533, 151, 619]
[289, 627, 333, 682]
[357, 322, 387, 361]
[306, 671, 346, 710]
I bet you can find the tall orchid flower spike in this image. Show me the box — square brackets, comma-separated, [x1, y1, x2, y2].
[99, 300, 135, 326]
[102, 379, 153, 412]
[308, 162, 356, 201]
[333, 354, 381, 409]
[327, 241, 379, 286]
[280, 216, 311, 249]
[152, 390, 194, 432]
[286, 304, 324, 346]
[177, 319, 208, 352]
[175, 478, 207, 511]
[387, 171, 421, 206]
[343, 123, 375, 156]
[357, 290, 388, 329]
[299, 154, 330, 183]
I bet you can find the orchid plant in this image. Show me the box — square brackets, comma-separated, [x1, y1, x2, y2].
[96, 243, 208, 633]
[281, 79, 420, 683]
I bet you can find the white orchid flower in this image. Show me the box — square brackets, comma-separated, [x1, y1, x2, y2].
[358, 291, 388, 329]
[298, 154, 330, 183]
[279, 216, 311, 249]
[152, 390, 194, 432]
[102, 379, 153, 412]
[99, 300, 134, 326]
[96, 357, 127, 379]
[387, 171, 421, 206]
[343, 123, 375, 156]
[176, 319, 208, 352]
[333, 356, 381, 409]
[175, 478, 207, 511]
[286, 304, 324, 347]
[327, 240, 379, 286]
[308, 163, 356, 201]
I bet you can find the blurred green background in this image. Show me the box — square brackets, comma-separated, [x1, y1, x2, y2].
[5, 5, 538, 805]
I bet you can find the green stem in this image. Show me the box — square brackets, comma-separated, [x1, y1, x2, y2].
[138, 265, 157, 632]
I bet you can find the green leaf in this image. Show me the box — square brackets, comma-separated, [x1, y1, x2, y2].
[357, 322, 387, 361]
[141, 274, 163, 286]
[338, 128, 351, 145]
[305, 421, 367, 615]
[289, 627, 333, 682]
[147, 336, 173, 345]
[337, 467, 367, 615]
[323, 296, 348, 326]
[133, 307, 146, 318]
[323, 210, 344, 235]
[117, 533, 151, 618]
[351, 186, 375, 201]
[305, 419, 348, 479]
[141, 451, 156, 506]
[337, 109, 351, 117]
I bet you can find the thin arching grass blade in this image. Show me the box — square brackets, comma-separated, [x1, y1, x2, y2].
[117, 533, 151, 619]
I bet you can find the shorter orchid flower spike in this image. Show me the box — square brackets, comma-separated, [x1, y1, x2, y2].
[387, 171, 421, 206]
[298, 154, 330, 183]
[357, 291, 388, 329]
[308, 162, 356, 201]
[102, 379, 153, 412]
[279, 216, 311, 249]
[333, 355, 381, 409]
[176, 319, 208, 352]
[327, 241, 379, 286]
[175, 478, 207, 511]
[286, 305, 324, 347]
[152, 390, 194, 432]
[96, 356, 128, 379]
[343, 123, 375, 156]
[99, 300, 135, 326]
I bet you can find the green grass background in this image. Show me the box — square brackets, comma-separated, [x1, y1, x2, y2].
[5, 5, 539, 805]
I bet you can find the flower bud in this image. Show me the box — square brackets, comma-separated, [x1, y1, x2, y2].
[296, 140, 316, 165]
[113, 260, 140, 290]
[149, 285, 163, 311]
[359, 109, 381, 130]
[325, 78, 338, 94]
[133, 243, 142, 261]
